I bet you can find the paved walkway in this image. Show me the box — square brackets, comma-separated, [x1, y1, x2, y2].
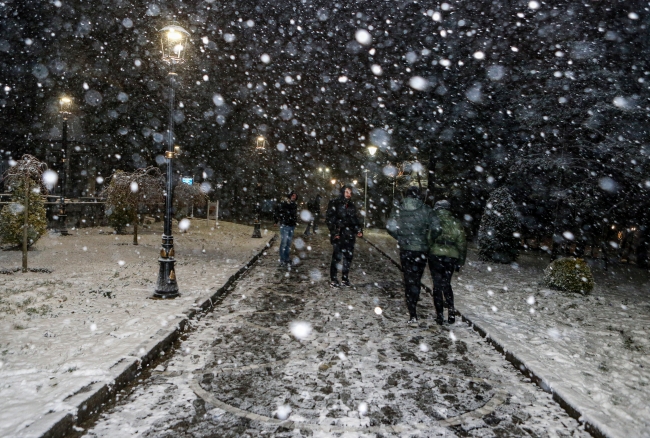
[82, 234, 589, 437]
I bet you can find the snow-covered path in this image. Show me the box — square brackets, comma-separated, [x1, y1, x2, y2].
[0, 220, 271, 437]
[82, 233, 588, 437]
[367, 230, 650, 438]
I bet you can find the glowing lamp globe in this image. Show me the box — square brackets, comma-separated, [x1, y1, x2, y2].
[160, 24, 190, 64]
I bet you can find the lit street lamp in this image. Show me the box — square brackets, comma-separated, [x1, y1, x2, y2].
[57, 97, 72, 236]
[252, 136, 267, 238]
[154, 23, 190, 299]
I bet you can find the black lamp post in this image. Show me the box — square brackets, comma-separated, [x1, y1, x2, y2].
[57, 97, 72, 236]
[252, 135, 267, 238]
[154, 23, 190, 299]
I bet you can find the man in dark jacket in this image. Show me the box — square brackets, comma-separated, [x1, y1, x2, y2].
[273, 191, 298, 266]
[427, 200, 467, 325]
[326, 186, 363, 287]
[386, 186, 441, 325]
[303, 194, 322, 236]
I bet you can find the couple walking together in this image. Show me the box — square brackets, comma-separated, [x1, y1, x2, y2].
[387, 187, 467, 326]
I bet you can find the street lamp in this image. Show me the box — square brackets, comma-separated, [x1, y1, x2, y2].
[57, 96, 72, 236]
[154, 23, 190, 299]
[331, 178, 337, 185]
[252, 135, 267, 238]
[367, 145, 378, 157]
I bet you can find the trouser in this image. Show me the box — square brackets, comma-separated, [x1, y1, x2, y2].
[279, 225, 295, 263]
[399, 250, 428, 318]
[429, 255, 457, 315]
[304, 219, 318, 234]
[330, 238, 355, 281]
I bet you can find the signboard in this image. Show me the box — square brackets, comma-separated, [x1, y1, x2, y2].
[181, 177, 193, 185]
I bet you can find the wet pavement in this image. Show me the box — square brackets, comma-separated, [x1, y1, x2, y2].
[81, 233, 589, 437]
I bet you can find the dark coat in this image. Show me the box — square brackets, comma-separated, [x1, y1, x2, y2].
[386, 197, 440, 252]
[326, 188, 362, 243]
[273, 200, 298, 227]
[307, 195, 322, 219]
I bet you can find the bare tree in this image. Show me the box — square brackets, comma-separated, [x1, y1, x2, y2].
[1, 155, 48, 272]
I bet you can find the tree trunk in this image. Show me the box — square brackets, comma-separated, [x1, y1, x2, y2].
[133, 217, 138, 245]
[22, 177, 29, 273]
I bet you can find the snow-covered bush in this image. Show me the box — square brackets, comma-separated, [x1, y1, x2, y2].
[173, 183, 208, 220]
[478, 187, 520, 263]
[105, 189, 136, 234]
[544, 257, 594, 295]
[101, 168, 164, 237]
[0, 180, 47, 247]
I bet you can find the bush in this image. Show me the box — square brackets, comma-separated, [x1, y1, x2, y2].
[544, 257, 594, 295]
[0, 180, 47, 247]
[106, 190, 136, 234]
[478, 187, 520, 263]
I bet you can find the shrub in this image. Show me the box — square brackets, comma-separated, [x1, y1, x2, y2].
[0, 180, 47, 247]
[544, 257, 594, 295]
[105, 190, 136, 234]
[478, 187, 520, 263]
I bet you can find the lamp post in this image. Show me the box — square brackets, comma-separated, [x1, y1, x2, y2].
[252, 135, 267, 238]
[57, 97, 72, 236]
[364, 145, 378, 229]
[154, 23, 190, 299]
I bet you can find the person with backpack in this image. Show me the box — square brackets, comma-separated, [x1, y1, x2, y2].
[386, 186, 441, 325]
[303, 194, 322, 236]
[326, 185, 363, 287]
[273, 191, 298, 266]
[427, 200, 467, 325]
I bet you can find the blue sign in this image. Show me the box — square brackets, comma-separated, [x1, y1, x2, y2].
[181, 177, 193, 185]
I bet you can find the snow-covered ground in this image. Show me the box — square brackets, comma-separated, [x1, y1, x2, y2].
[366, 229, 650, 438]
[0, 220, 271, 437]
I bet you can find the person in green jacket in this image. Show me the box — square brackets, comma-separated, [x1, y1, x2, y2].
[387, 186, 441, 324]
[427, 200, 467, 325]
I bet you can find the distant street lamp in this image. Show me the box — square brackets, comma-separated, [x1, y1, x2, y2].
[57, 96, 72, 236]
[252, 135, 267, 238]
[331, 178, 337, 185]
[154, 23, 190, 299]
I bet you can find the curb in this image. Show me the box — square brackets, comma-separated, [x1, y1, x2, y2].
[23, 234, 277, 438]
[364, 237, 613, 438]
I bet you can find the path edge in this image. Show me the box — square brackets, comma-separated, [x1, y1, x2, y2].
[364, 237, 614, 438]
[25, 234, 277, 438]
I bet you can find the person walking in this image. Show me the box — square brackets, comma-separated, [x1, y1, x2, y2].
[386, 186, 440, 325]
[326, 186, 363, 287]
[273, 191, 298, 266]
[427, 200, 467, 325]
[304, 194, 322, 236]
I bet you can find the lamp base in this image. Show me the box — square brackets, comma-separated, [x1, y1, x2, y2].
[154, 257, 179, 298]
[252, 221, 262, 238]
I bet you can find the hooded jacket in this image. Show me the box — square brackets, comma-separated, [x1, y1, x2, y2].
[326, 186, 362, 242]
[427, 207, 467, 265]
[273, 193, 298, 227]
[386, 197, 440, 252]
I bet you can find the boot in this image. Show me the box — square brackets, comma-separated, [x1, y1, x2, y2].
[436, 313, 444, 326]
[448, 308, 456, 324]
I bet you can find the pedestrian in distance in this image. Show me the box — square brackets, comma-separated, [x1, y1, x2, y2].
[427, 200, 467, 325]
[326, 186, 363, 287]
[303, 194, 322, 236]
[273, 191, 298, 267]
[386, 186, 441, 325]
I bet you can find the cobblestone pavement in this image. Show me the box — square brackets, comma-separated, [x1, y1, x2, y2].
[82, 234, 590, 438]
